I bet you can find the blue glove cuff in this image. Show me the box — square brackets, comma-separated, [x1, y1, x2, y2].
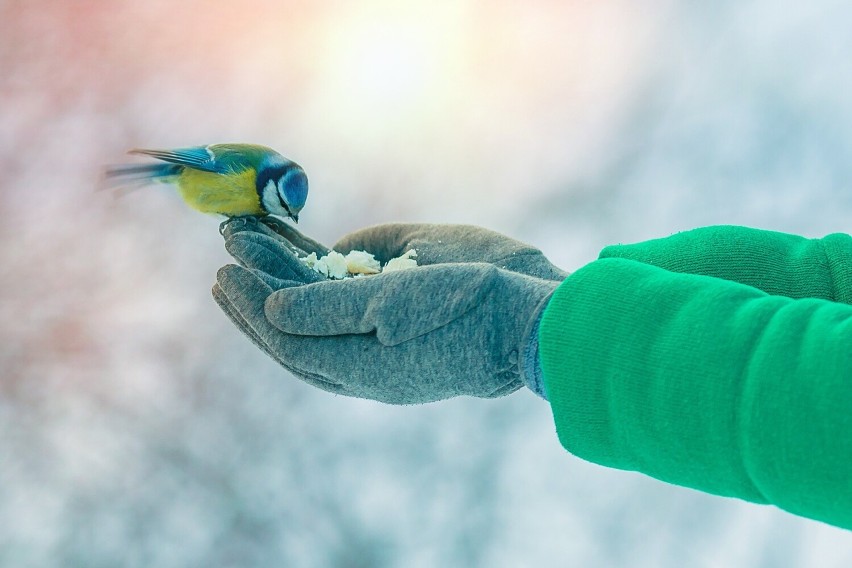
[521, 301, 549, 401]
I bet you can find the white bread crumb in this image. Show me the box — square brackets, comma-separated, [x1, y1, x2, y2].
[383, 249, 418, 273]
[324, 251, 348, 279]
[312, 258, 329, 277]
[344, 250, 381, 274]
[300, 248, 418, 278]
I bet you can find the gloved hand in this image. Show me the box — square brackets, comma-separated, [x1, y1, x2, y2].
[220, 218, 569, 283]
[213, 259, 558, 404]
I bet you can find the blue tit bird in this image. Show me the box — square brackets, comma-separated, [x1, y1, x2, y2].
[105, 143, 308, 222]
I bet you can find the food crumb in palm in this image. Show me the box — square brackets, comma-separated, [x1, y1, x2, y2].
[382, 249, 418, 273]
[345, 250, 381, 274]
[300, 249, 417, 279]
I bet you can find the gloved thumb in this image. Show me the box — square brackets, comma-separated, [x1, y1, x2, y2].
[264, 263, 499, 345]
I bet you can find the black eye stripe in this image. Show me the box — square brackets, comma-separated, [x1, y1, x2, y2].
[255, 164, 289, 199]
[277, 190, 291, 214]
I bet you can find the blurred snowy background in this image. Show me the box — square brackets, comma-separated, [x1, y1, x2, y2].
[2, 0, 851, 566]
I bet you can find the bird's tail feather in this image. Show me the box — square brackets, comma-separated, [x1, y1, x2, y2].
[101, 163, 182, 189]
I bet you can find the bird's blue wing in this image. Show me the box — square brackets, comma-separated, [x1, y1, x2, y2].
[129, 146, 223, 173]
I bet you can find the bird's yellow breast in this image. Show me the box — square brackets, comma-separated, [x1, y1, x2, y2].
[175, 168, 264, 216]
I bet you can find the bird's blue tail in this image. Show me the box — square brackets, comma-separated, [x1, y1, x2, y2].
[102, 163, 182, 188]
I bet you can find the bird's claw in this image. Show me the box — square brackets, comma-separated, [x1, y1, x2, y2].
[219, 215, 263, 237]
[258, 215, 290, 234]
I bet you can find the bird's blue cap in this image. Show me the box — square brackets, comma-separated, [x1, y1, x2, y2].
[283, 166, 308, 209]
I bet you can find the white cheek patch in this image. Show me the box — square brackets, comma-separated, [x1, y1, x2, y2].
[261, 178, 282, 214]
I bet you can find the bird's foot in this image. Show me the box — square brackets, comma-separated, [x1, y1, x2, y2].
[219, 215, 263, 237]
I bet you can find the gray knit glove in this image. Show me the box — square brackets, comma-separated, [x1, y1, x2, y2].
[214, 262, 557, 404]
[214, 220, 566, 403]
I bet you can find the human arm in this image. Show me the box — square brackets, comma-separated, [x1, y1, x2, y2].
[540, 226, 852, 530]
[213, 222, 852, 529]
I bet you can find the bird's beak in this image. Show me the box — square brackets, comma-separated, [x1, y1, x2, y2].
[291, 213, 299, 224]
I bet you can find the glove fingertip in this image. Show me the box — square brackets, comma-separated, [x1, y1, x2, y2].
[211, 282, 226, 306]
[217, 263, 274, 297]
[263, 292, 289, 331]
[263, 286, 321, 334]
[216, 263, 239, 283]
[263, 286, 293, 314]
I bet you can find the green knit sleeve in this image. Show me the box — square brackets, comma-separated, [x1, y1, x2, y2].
[539, 228, 852, 530]
[599, 225, 852, 303]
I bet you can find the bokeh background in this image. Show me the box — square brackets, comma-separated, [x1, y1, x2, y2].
[2, 0, 851, 566]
